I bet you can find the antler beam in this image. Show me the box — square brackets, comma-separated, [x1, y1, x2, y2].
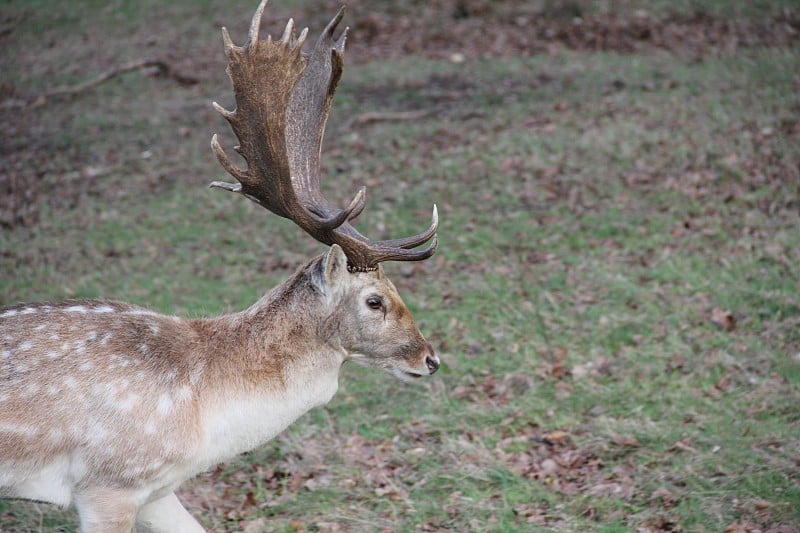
[210, 0, 438, 271]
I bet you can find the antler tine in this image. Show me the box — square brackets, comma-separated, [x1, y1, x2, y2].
[221, 27, 237, 59]
[315, 187, 367, 231]
[209, 133, 247, 182]
[210, 2, 438, 271]
[374, 205, 438, 250]
[249, 0, 269, 46]
[295, 27, 309, 50]
[280, 18, 294, 46]
[322, 5, 347, 46]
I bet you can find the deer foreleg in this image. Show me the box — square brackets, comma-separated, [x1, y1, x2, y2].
[135, 492, 205, 533]
[74, 488, 138, 533]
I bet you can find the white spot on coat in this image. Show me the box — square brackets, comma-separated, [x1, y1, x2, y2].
[126, 309, 159, 317]
[87, 421, 109, 445]
[0, 422, 39, 437]
[156, 394, 174, 415]
[175, 386, 193, 403]
[64, 306, 88, 314]
[116, 393, 140, 411]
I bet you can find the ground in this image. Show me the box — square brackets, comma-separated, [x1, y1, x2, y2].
[1, 0, 799, 531]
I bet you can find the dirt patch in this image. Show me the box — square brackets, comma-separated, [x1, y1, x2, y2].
[326, 0, 799, 63]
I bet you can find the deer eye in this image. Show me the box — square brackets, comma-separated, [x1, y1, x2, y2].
[366, 296, 384, 311]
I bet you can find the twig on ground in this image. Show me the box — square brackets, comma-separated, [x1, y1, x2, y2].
[3, 58, 197, 109]
[345, 110, 433, 129]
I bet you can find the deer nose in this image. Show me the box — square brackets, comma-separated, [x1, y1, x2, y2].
[425, 344, 440, 374]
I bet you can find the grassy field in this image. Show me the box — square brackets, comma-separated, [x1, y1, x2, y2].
[1, 0, 799, 531]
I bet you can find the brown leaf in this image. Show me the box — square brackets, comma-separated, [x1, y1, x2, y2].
[513, 503, 547, 525]
[587, 481, 632, 498]
[611, 435, 640, 448]
[550, 361, 570, 379]
[540, 458, 559, 475]
[710, 307, 736, 331]
[715, 374, 733, 392]
[541, 430, 570, 446]
[668, 438, 697, 453]
[651, 487, 679, 508]
[667, 355, 687, 372]
[242, 491, 258, 509]
[752, 499, 772, 510]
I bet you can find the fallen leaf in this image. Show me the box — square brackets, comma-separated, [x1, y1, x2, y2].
[667, 355, 687, 372]
[752, 499, 772, 510]
[715, 374, 733, 392]
[242, 491, 258, 509]
[540, 458, 559, 475]
[586, 481, 629, 498]
[611, 435, 640, 448]
[542, 431, 570, 446]
[513, 503, 547, 525]
[550, 361, 570, 379]
[710, 307, 736, 331]
[669, 438, 697, 453]
[651, 487, 679, 508]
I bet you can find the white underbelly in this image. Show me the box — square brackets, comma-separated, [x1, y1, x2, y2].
[1, 455, 76, 506]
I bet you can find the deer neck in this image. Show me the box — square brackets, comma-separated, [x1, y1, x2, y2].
[191, 269, 344, 466]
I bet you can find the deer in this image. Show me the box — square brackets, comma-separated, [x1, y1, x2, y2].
[0, 1, 439, 531]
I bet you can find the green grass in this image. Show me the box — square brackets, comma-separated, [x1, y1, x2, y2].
[2, 0, 800, 531]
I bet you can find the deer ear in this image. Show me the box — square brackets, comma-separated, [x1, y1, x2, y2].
[323, 244, 349, 287]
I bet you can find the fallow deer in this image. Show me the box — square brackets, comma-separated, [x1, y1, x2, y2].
[0, 1, 439, 531]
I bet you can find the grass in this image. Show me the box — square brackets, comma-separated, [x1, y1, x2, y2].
[2, 0, 799, 531]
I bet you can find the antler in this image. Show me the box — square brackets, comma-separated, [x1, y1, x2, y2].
[210, 0, 438, 272]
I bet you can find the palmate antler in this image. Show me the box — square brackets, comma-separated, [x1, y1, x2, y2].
[210, 0, 437, 272]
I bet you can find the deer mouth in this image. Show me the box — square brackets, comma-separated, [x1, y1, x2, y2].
[403, 371, 424, 379]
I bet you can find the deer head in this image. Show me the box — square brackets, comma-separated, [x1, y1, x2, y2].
[305, 244, 439, 381]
